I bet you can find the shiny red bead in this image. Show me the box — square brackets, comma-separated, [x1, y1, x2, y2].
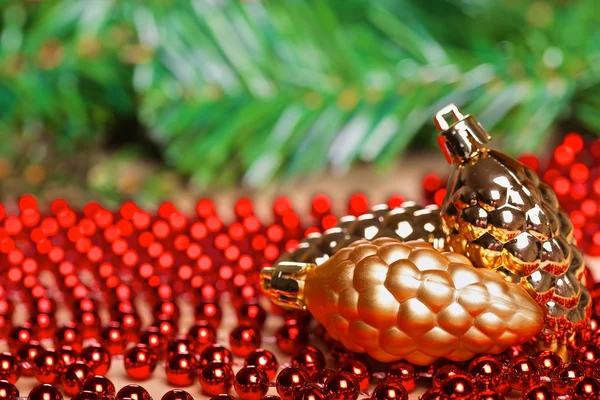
[167, 336, 194, 357]
[324, 371, 359, 400]
[520, 384, 554, 400]
[161, 390, 194, 400]
[234, 366, 269, 400]
[195, 301, 222, 328]
[17, 341, 42, 377]
[81, 344, 111, 376]
[475, 390, 504, 400]
[291, 346, 325, 375]
[339, 359, 371, 392]
[199, 361, 234, 396]
[55, 323, 83, 352]
[572, 376, 600, 399]
[370, 381, 408, 400]
[551, 362, 586, 395]
[100, 322, 127, 356]
[71, 391, 101, 400]
[33, 349, 63, 384]
[292, 384, 325, 400]
[385, 361, 416, 393]
[310, 368, 336, 386]
[468, 355, 503, 390]
[0, 353, 20, 384]
[115, 384, 152, 400]
[61, 361, 93, 396]
[152, 316, 177, 340]
[534, 350, 562, 377]
[237, 303, 267, 328]
[0, 380, 18, 400]
[576, 345, 600, 375]
[165, 352, 197, 387]
[275, 322, 307, 355]
[187, 321, 216, 354]
[506, 355, 540, 392]
[81, 375, 115, 398]
[8, 323, 33, 350]
[57, 346, 78, 367]
[439, 374, 475, 399]
[432, 364, 465, 389]
[116, 312, 142, 343]
[277, 367, 310, 400]
[230, 325, 261, 357]
[27, 384, 62, 400]
[199, 344, 233, 367]
[139, 327, 167, 360]
[245, 349, 279, 381]
[124, 344, 158, 381]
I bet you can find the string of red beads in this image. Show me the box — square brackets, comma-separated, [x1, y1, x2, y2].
[0, 136, 597, 399]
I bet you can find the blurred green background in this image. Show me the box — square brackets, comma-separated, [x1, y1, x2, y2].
[1, 0, 599, 206]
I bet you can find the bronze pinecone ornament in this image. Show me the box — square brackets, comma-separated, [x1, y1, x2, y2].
[434, 104, 591, 355]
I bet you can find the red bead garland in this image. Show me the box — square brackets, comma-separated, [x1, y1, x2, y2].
[0, 173, 598, 399]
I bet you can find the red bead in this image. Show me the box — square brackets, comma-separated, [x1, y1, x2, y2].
[160, 390, 194, 400]
[339, 359, 371, 392]
[234, 366, 269, 400]
[439, 374, 475, 399]
[324, 371, 359, 400]
[385, 361, 416, 393]
[56, 323, 83, 352]
[310, 369, 336, 386]
[506, 355, 540, 392]
[572, 376, 600, 399]
[576, 345, 600, 375]
[153, 301, 180, 324]
[187, 321, 216, 354]
[229, 326, 261, 358]
[0, 380, 18, 400]
[245, 349, 278, 381]
[57, 346, 78, 368]
[33, 349, 63, 384]
[100, 322, 127, 356]
[0, 353, 20, 384]
[167, 336, 194, 357]
[468, 356, 503, 391]
[139, 327, 167, 359]
[61, 362, 93, 396]
[534, 350, 562, 377]
[81, 376, 115, 398]
[116, 312, 142, 343]
[275, 322, 307, 355]
[116, 384, 152, 400]
[499, 345, 525, 362]
[237, 303, 267, 328]
[551, 362, 586, 395]
[71, 391, 101, 400]
[27, 384, 62, 400]
[124, 344, 158, 381]
[194, 302, 222, 328]
[520, 384, 554, 400]
[370, 381, 408, 400]
[292, 384, 325, 400]
[199, 362, 234, 396]
[166, 352, 196, 387]
[81, 344, 111, 376]
[277, 367, 310, 400]
[152, 316, 177, 340]
[432, 364, 465, 389]
[17, 341, 42, 377]
[291, 346, 325, 375]
[475, 391, 504, 400]
[8, 323, 33, 350]
[199, 344, 233, 367]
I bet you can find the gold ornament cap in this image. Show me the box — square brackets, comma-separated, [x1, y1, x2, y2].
[434, 104, 491, 164]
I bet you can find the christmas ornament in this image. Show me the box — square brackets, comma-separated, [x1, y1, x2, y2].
[276, 202, 445, 268]
[434, 104, 591, 354]
[261, 238, 543, 363]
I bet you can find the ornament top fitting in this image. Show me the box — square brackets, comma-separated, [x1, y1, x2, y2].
[434, 104, 492, 164]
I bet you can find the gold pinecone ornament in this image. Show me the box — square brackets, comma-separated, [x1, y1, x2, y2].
[277, 201, 446, 267]
[261, 238, 544, 364]
[434, 104, 591, 353]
